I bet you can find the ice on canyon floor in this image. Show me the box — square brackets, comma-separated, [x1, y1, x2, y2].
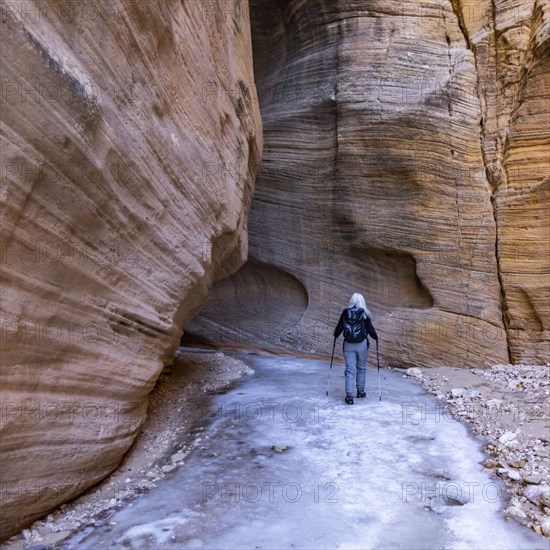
[66, 353, 546, 550]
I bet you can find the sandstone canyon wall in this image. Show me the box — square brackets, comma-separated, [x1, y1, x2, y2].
[0, 0, 261, 537]
[453, 0, 550, 363]
[189, 0, 549, 367]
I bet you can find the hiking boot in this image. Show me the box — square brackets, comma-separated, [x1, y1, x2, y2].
[345, 395, 354, 405]
[357, 390, 366, 398]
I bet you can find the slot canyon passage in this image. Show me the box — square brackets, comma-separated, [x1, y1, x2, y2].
[0, 0, 549, 548]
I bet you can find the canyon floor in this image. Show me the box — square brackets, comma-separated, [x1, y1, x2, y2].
[2, 349, 549, 549]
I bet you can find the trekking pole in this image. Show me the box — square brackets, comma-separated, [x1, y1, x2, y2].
[376, 339, 382, 401]
[325, 337, 337, 397]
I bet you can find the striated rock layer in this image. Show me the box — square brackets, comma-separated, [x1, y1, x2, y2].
[451, 0, 550, 363]
[0, 0, 261, 538]
[189, 0, 549, 366]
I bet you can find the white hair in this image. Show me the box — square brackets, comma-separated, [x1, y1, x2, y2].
[348, 292, 371, 318]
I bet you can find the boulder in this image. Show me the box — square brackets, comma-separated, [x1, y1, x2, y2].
[407, 368, 423, 379]
[499, 431, 518, 445]
[523, 474, 542, 485]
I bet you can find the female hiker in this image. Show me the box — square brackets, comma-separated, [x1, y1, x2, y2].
[334, 293, 378, 404]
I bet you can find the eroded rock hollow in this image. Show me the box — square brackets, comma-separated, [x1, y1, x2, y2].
[0, 0, 261, 537]
[189, 0, 549, 367]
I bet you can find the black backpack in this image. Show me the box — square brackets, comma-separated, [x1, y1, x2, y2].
[343, 307, 367, 343]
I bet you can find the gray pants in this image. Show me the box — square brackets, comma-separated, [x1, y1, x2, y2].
[343, 340, 368, 396]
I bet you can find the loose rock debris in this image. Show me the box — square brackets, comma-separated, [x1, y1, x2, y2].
[405, 363, 550, 537]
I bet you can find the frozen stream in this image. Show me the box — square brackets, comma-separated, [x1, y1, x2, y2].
[68, 353, 545, 549]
